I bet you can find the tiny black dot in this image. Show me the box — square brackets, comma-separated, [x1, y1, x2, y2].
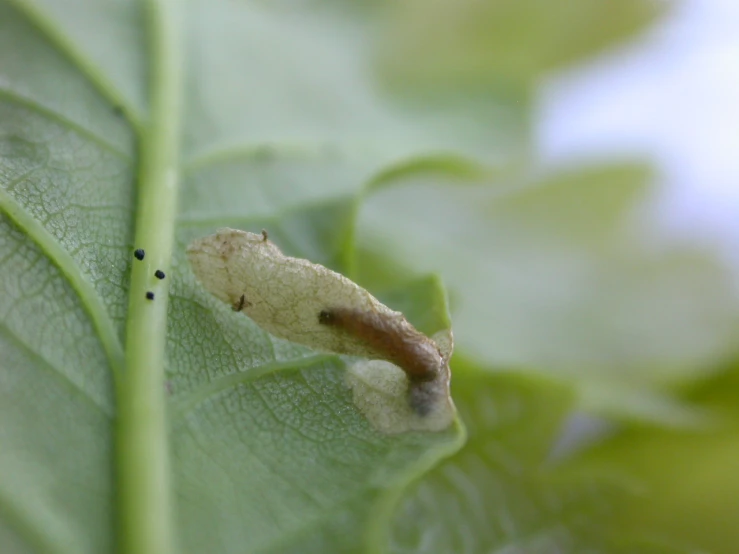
[134, 249, 145, 260]
[318, 310, 333, 324]
[145, 291, 155, 300]
[154, 269, 166, 279]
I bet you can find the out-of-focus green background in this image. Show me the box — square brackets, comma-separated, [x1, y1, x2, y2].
[355, 0, 739, 404]
[354, 1, 739, 551]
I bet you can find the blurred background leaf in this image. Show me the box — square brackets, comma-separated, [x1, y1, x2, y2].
[565, 359, 739, 553]
[387, 360, 696, 554]
[375, 0, 664, 89]
[357, 164, 739, 388]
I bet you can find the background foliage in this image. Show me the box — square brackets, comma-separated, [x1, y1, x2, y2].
[0, 0, 737, 552]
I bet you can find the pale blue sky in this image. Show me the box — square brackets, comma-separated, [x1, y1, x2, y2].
[538, 0, 739, 263]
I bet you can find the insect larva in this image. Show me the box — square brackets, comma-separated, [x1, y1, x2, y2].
[318, 307, 442, 383]
[154, 269, 166, 280]
[145, 291, 155, 300]
[134, 248, 145, 261]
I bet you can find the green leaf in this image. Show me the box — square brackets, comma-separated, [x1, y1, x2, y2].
[386, 362, 693, 554]
[0, 1, 483, 552]
[375, 0, 664, 90]
[357, 163, 739, 390]
[169, 358, 463, 553]
[573, 425, 739, 554]
[567, 361, 739, 554]
[0, 0, 728, 553]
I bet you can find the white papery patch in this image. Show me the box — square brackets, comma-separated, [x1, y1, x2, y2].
[187, 228, 454, 433]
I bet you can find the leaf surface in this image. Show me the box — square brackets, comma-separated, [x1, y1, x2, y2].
[0, 0, 729, 553]
[388, 362, 700, 554]
[358, 164, 739, 389]
[0, 1, 475, 551]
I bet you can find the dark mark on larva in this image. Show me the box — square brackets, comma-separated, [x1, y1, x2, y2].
[134, 249, 145, 261]
[408, 380, 440, 417]
[145, 291, 155, 300]
[318, 308, 441, 383]
[154, 269, 165, 280]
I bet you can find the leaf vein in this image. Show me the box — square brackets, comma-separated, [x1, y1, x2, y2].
[0, 481, 67, 554]
[0, 186, 125, 380]
[0, 88, 133, 162]
[5, 0, 142, 132]
[169, 354, 337, 421]
[0, 323, 110, 416]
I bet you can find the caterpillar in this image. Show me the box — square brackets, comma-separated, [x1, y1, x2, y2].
[318, 307, 442, 383]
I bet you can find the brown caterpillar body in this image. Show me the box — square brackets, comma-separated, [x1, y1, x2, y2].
[318, 308, 442, 383]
